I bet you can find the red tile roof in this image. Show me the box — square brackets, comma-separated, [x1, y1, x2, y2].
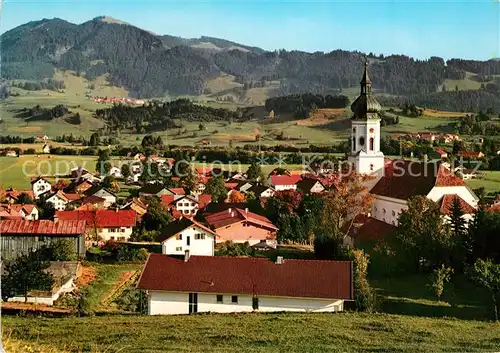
[55, 210, 136, 228]
[0, 219, 86, 235]
[349, 217, 396, 242]
[439, 195, 476, 215]
[64, 193, 81, 201]
[204, 208, 278, 231]
[371, 161, 465, 200]
[270, 175, 302, 186]
[458, 151, 481, 158]
[488, 203, 500, 213]
[167, 188, 185, 195]
[137, 254, 354, 300]
[6, 189, 35, 201]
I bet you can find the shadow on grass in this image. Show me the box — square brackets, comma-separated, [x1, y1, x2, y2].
[372, 274, 492, 321]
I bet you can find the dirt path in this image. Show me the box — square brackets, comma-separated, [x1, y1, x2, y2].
[101, 270, 136, 305]
[2, 302, 71, 313]
[77, 264, 97, 287]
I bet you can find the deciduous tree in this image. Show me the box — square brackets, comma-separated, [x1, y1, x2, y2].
[204, 176, 227, 203]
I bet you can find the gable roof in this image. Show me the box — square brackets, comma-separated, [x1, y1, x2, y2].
[0, 219, 86, 235]
[155, 218, 218, 243]
[204, 208, 278, 231]
[246, 185, 273, 196]
[84, 185, 116, 198]
[349, 217, 397, 242]
[44, 190, 69, 202]
[439, 194, 476, 215]
[139, 183, 167, 195]
[167, 188, 185, 195]
[371, 161, 465, 200]
[5, 189, 35, 201]
[55, 210, 136, 228]
[137, 254, 354, 300]
[269, 175, 302, 186]
[296, 178, 324, 193]
[30, 176, 51, 185]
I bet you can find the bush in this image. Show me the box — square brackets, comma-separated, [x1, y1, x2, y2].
[215, 241, 255, 256]
[351, 249, 377, 312]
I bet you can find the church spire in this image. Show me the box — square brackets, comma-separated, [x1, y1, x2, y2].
[360, 61, 372, 94]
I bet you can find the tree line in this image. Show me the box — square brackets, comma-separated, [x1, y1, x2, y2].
[265, 93, 350, 118]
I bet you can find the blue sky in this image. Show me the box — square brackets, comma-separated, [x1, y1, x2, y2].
[1, 0, 499, 60]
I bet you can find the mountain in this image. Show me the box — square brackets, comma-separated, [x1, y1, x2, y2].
[2, 16, 500, 108]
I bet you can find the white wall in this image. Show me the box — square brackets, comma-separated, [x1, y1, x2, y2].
[175, 199, 198, 215]
[98, 227, 133, 242]
[372, 196, 408, 226]
[147, 291, 345, 315]
[7, 277, 75, 306]
[46, 196, 68, 211]
[33, 179, 51, 199]
[162, 226, 214, 256]
[427, 186, 478, 208]
[274, 184, 297, 191]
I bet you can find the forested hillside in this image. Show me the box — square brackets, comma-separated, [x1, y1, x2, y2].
[2, 16, 499, 104]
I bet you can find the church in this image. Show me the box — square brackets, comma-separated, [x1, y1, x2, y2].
[347, 62, 479, 240]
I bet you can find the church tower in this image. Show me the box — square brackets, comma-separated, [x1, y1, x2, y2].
[348, 62, 385, 177]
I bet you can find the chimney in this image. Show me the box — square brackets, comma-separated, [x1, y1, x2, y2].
[228, 208, 232, 214]
[245, 208, 248, 215]
[231, 211, 235, 217]
[276, 256, 284, 264]
[184, 250, 190, 262]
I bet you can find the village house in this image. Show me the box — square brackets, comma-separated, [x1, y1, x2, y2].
[441, 134, 460, 143]
[165, 187, 186, 196]
[156, 218, 217, 256]
[139, 183, 171, 198]
[34, 134, 49, 143]
[107, 166, 123, 178]
[71, 179, 94, 194]
[161, 194, 212, 218]
[31, 176, 52, 199]
[4, 189, 35, 204]
[55, 210, 136, 242]
[243, 185, 275, 199]
[72, 195, 107, 210]
[458, 151, 485, 159]
[84, 186, 117, 208]
[43, 190, 70, 211]
[0, 219, 86, 261]
[0, 204, 39, 220]
[4, 150, 18, 157]
[121, 198, 149, 220]
[435, 148, 448, 159]
[296, 179, 325, 194]
[203, 208, 278, 247]
[268, 175, 302, 191]
[137, 254, 354, 315]
[42, 144, 51, 154]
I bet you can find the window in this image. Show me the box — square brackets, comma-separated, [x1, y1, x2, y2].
[176, 234, 183, 240]
[110, 236, 115, 240]
[189, 293, 198, 314]
[370, 164, 374, 171]
[186, 236, 191, 246]
[232, 296, 238, 304]
[392, 210, 396, 217]
[121, 228, 125, 233]
[369, 137, 374, 151]
[252, 297, 259, 310]
[216, 294, 223, 303]
[195, 233, 205, 240]
[176, 247, 182, 251]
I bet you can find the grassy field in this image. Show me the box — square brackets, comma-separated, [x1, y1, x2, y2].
[466, 171, 500, 194]
[3, 312, 500, 352]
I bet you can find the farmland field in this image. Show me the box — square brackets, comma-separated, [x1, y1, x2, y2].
[466, 171, 500, 194]
[3, 312, 500, 353]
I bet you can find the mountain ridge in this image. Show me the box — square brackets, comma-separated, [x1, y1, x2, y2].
[2, 16, 500, 110]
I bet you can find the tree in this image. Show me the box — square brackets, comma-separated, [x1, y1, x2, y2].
[45, 239, 77, 261]
[2, 250, 54, 303]
[38, 201, 55, 220]
[228, 190, 246, 203]
[315, 173, 374, 259]
[430, 265, 453, 301]
[246, 163, 265, 183]
[141, 198, 172, 232]
[204, 176, 227, 203]
[89, 133, 100, 146]
[448, 197, 468, 269]
[467, 259, 500, 321]
[180, 167, 199, 195]
[95, 149, 111, 176]
[17, 193, 34, 204]
[121, 163, 131, 179]
[198, 123, 206, 131]
[396, 196, 452, 272]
